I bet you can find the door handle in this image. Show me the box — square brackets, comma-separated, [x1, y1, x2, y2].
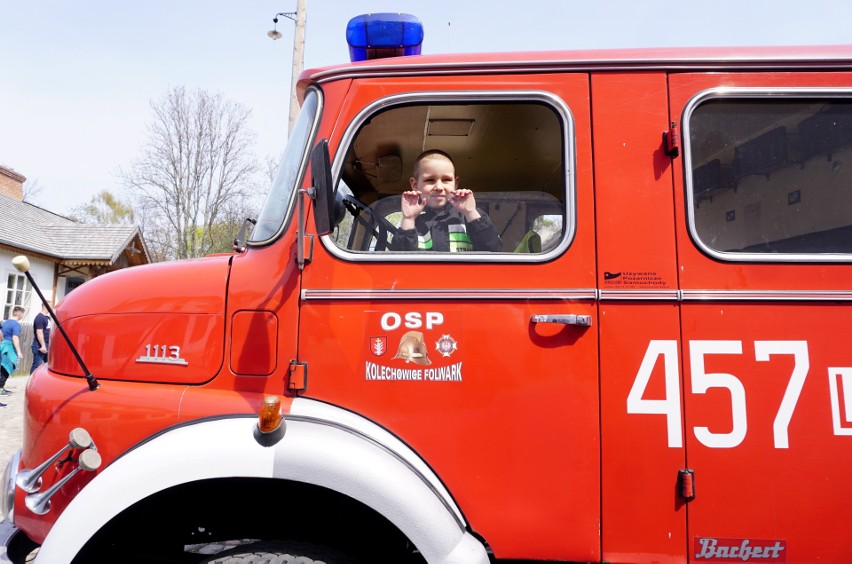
[530, 314, 592, 327]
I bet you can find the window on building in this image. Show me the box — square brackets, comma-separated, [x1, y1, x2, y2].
[4, 272, 31, 319]
[326, 94, 572, 261]
[686, 93, 852, 260]
[65, 277, 85, 294]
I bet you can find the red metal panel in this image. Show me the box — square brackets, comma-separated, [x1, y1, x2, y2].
[599, 305, 686, 563]
[17, 371, 183, 543]
[679, 305, 852, 562]
[592, 72, 679, 293]
[299, 73, 600, 561]
[670, 72, 852, 562]
[230, 310, 278, 376]
[592, 73, 686, 562]
[50, 313, 224, 384]
[670, 71, 852, 292]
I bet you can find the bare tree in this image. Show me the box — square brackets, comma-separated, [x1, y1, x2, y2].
[70, 190, 135, 224]
[264, 154, 281, 185]
[22, 179, 43, 204]
[132, 197, 172, 263]
[122, 87, 259, 260]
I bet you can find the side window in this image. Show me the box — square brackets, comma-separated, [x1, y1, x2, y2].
[686, 94, 852, 260]
[4, 272, 31, 320]
[327, 97, 570, 259]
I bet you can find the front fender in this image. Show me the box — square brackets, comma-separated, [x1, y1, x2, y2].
[36, 399, 488, 564]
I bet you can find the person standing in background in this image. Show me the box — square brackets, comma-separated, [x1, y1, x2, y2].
[30, 303, 51, 374]
[0, 306, 25, 396]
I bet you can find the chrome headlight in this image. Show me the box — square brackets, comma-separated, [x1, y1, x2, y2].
[1, 450, 21, 522]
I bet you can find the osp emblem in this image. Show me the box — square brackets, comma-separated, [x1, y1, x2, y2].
[435, 334, 458, 358]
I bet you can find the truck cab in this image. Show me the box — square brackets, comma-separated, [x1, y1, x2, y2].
[3, 14, 852, 564]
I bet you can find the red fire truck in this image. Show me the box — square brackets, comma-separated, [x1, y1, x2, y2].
[3, 13, 852, 563]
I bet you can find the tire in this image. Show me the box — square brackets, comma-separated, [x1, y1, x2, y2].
[200, 540, 355, 564]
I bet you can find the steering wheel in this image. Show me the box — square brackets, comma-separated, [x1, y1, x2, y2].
[341, 194, 398, 251]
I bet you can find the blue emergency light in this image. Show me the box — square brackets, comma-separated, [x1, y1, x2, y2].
[346, 13, 424, 62]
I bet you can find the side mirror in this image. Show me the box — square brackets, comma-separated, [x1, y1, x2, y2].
[310, 139, 334, 236]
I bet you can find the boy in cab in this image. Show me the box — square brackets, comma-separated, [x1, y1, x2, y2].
[391, 150, 501, 252]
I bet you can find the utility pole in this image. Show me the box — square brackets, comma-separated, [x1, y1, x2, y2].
[268, 0, 307, 134]
[289, 0, 307, 134]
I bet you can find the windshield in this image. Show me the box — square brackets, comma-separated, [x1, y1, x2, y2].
[250, 88, 321, 243]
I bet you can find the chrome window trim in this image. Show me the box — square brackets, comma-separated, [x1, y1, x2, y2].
[322, 90, 576, 263]
[302, 287, 852, 302]
[599, 289, 681, 301]
[680, 289, 852, 301]
[248, 87, 324, 247]
[312, 56, 852, 85]
[682, 87, 852, 263]
[301, 288, 597, 301]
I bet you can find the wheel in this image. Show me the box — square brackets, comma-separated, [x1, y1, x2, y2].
[201, 540, 355, 564]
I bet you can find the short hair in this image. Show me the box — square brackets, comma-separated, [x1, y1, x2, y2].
[12, 306, 25, 315]
[412, 149, 455, 177]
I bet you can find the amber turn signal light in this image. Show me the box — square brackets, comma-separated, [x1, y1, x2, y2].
[254, 395, 287, 447]
[258, 395, 283, 433]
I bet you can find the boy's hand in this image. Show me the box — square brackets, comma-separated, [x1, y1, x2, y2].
[400, 190, 425, 229]
[449, 189, 481, 221]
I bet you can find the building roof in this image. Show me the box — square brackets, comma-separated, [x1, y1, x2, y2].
[0, 194, 150, 265]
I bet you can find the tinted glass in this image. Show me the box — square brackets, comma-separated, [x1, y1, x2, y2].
[688, 97, 852, 257]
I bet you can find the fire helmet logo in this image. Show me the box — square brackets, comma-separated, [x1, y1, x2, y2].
[393, 331, 432, 366]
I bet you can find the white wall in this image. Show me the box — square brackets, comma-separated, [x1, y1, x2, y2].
[0, 250, 56, 324]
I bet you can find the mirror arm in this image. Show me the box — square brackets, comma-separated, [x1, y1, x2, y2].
[297, 186, 320, 269]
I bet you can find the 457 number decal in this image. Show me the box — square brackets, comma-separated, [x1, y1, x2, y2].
[626, 340, 852, 449]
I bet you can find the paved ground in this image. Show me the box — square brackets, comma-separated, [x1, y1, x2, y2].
[1, 375, 29, 561]
[0, 375, 27, 480]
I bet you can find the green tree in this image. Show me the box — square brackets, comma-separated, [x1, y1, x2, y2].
[70, 190, 135, 224]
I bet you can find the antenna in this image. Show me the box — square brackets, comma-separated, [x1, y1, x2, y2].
[12, 256, 99, 391]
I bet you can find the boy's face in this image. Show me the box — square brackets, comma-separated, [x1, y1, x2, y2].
[410, 155, 457, 209]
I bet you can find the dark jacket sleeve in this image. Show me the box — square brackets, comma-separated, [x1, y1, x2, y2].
[390, 228, 418, 251]
[468, 214, 501, 251]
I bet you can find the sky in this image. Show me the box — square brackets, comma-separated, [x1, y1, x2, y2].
[2, 0, 852, 215]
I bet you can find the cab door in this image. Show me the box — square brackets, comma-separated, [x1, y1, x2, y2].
[671, 72, 852, 562]
[298, 73, 600, 561]
[592, 72, 687, 563]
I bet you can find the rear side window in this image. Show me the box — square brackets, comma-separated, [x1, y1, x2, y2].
[326, 92, 573, 262]
[685, 91, 852, 261]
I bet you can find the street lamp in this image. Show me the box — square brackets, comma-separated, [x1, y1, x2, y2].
[267, 2, 307, 134]
[267, 12, 295, 40]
